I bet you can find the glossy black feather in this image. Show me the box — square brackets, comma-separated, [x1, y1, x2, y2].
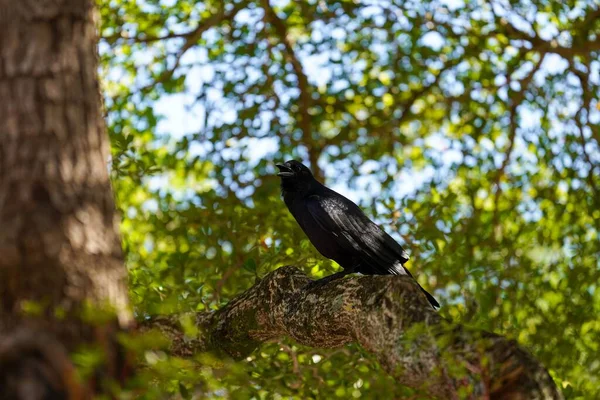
[276, 160, 439, 308]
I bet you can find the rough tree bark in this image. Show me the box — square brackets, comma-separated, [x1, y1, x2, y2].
[0, 0, 132, 397]
[147, 266, 562, 400]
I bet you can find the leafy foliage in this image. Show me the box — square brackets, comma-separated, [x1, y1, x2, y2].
[98, 0, 600, 398]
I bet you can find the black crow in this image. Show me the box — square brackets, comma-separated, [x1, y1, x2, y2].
[276, 160, 439, 308]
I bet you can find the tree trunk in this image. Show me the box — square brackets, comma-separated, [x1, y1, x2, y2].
[0, 0, 131, 397]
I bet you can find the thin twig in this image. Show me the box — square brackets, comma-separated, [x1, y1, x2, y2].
[492, 53, 546, 228]
[137, 1, 248, 92]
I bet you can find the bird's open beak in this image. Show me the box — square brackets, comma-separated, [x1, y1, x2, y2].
[276, 163, 295, 177]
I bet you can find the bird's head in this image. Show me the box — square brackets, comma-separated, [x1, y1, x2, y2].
[276, 160, 316, 193]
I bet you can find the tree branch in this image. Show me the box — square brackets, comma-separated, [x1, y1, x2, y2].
[143, 266, 562, 399]
[495, 8, 600, 59]
[261, 1, 323, 180]
[138, 1, 248, 91]
[102, 31, 189, 44]
[492, 53, 546, 228]
[570, 59, 600, 198]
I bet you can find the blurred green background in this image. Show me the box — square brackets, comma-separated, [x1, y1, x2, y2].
[98, 0, 600, 398]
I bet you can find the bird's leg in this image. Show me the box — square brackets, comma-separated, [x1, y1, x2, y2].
[305, 269, 354, 290]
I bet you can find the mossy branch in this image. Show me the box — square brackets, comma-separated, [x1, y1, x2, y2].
[144, 266, 562, 399]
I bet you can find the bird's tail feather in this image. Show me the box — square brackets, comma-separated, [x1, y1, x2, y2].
[419, 285, 440, 309]
[391, 263, 440, 309]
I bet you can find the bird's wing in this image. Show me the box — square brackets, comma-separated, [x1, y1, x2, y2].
[306, 195, 410, 275]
